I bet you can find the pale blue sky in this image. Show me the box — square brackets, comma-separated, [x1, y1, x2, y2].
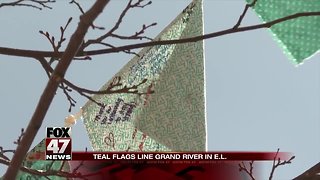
[0, 0, 319, 179]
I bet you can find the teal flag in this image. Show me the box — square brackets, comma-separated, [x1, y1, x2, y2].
[14, 139, 70, 180]
[82, 0, 206, 152]
[247, 0, 320, 64]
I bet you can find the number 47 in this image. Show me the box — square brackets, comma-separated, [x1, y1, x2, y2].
[47, 139, 70, 153]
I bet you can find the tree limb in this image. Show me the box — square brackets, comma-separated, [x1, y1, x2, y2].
[69, 0, 105, 30]
[36, 56, 152, 111]
[0, 0, 55, 10]
[268, 149, 295, 180]
[233, 0, 258, 29]
[3, 0, 111, 179]
[0, 11, 319, 59]
[80, 0, 152, 50]
[238, 161, 255, 180]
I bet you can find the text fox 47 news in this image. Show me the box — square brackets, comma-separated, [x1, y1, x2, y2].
[45, 127, 72, 160]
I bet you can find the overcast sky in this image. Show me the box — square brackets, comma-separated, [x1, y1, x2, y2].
[0, 0, 319, 179]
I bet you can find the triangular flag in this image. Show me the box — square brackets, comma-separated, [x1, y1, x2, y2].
[247, 0, 320, 64]
[82, 0, 206, 151]
[14, 139, 70, 180]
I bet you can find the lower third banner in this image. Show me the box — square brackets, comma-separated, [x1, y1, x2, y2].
[66, 152, 290, 179]
[70, 152, 290, 162]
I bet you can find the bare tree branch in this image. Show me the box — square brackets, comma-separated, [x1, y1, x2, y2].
[81, 0, 152, 50]
[0, 129, 24, 162]
[36, 56, 152, 111]
[69, 0, 105, 30]
[269, 149, 295, 180]
[109, 23, 157, 41]
[39, 17, 73, 64]
[0, 147, 13, 162]
[69, 0, 85, 14]
[0, 11, 319, 59]
[239, 161, 255, 180]
[0, 0, 55, 10]
[61, 84, 77, 112]
[233, 0, 258, 29]
[239, 149, 296, 180]
[13, 128, 25, 146]
[3, 0, 111, 179]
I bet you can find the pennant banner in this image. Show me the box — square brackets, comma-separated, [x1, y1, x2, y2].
[247, 0, 320, 64]
[82, 0, 206, 152]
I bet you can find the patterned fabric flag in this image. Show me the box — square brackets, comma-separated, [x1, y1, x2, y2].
[247, 0, 320, 64]
[14, 139, 70, 180]
[82, 0, 206, 152]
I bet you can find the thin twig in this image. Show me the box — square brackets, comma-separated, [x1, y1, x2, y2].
[0, 147, 12, 161]
[269, 149, 295, 180]
[109, 22, 157, 41]
[39, 17, 73, 57]
[239, 161, 255, 180]
[81, 0, 153, 50]
[69, 0, 105, 30]
[36, 56, 152, 110]
[61, 83, 77, 112]
[233, 0, 258, 29]
[0, 0, 55, 10]
[37, 57, 77, 112]
[13, 128, 25, 145]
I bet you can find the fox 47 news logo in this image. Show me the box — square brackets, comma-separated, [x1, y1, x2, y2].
[45, 127, 72, 160]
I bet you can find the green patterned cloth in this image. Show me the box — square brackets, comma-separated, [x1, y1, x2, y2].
[82, 0, 206, 152]
[12, 139, 70, 180]
[247, 0, 320, 64]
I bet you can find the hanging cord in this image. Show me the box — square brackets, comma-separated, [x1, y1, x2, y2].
[64, 108, 83, 127]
